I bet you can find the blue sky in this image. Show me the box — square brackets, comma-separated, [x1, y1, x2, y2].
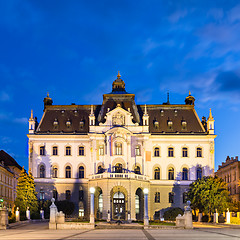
[0, 0, 240, 170]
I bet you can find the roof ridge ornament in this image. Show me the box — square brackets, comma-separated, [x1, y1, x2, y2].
[117, 71, 121, 79]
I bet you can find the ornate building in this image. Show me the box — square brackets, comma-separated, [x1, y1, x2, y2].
[0, 150, 22, 209]
[216, 156, 240, 201]
[28, 72, 216, 220]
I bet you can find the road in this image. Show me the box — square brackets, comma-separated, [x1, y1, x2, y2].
[0, 221, 240, 240]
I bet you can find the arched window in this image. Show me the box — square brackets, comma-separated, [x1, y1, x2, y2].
[40, 146, 45, 156]
[182, 168, 188, 180]
[52, 146, 58, 155]
[168, 147, 174, 157]
[115, 143, 122, 155]
[168, 167, 174, 180]
[134, 166, 141, 174]
[79, 166, 84, 178]
[99, 193, 103, 213]
[154, 167, 160, 180]
[197, 148, 202, 157]
[97, 165, 104, 174]
[53, 166, 58, 178]
[79, 186, 84, 200]
[182, 147, 188, 157]
[135, 145, 141, 156]
[115, 163, 122, 173]
[154, 147, 160, 157]
[155, 192, 160, 203]
[40, 189, 44, 200]
[66, 146, 71, 156]
[65, 166, 71, 178]
[79, 146, 84, 156]
[40, 165, 45, 178]
[196, 167, 202, 179]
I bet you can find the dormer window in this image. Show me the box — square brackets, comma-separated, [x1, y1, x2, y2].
[154, 121, 159, 129]
[174, 109, 177, 116]
[53, 119, 58, 129]
[160, 109, 164, 116]
[182, 120, 187, 130]
[167, 120, 173, 130]
[74, 110, 78, 116]
[66, 119, 71, 128]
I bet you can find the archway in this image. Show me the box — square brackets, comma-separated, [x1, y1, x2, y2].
[135, 188, 144, 220]
[94, 187, 103, 220]
[110, 186, 128, 220]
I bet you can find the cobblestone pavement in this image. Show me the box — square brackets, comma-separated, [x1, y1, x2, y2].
[1, 221, 240, 240]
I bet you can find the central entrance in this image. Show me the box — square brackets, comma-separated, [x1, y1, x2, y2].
[113, 192, 125, 220]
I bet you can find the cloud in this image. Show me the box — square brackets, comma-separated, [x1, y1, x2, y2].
[0, 91, 10, 101]
[13, 117, 28, 124]
[168, 9, 188, 23]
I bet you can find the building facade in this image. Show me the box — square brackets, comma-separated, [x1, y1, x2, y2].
[28, 73, 216, 220]
[0, 150, 22, 210]
[216, 156, 240, 201]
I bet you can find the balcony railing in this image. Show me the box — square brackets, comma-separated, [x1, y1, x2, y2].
[91, 172, 149, 181]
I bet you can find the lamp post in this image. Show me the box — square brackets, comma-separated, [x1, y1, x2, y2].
[143, 188, 149, 226]
[90, 187, 95, 224]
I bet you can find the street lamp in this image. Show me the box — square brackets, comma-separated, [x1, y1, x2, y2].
[90, 187, 95, 224]
[143, 188, 149, 194]
[90, 187, 95, 194]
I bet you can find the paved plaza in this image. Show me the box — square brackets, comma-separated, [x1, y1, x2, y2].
[1, 222, 240, 240]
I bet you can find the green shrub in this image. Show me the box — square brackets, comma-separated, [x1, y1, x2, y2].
[8, 215, 16, 223]
[20, 215, 28, 221]
[218, 215, 225, 223]
[163, 208, 184, 221]
[55, 200, 75, 217]
[31, 212, 40, 219]
[202, 215, 209, 222]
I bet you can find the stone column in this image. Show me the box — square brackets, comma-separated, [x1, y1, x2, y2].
[0, 206, 8, 229]
[226, 208, 231, 224]
[26, 207, 30, 220]
[184, 201, 193, 229]
[90, 187, 95, 224]
[213, 209, 218, 223]
[143, 188, 149, 226]
[16, 207, 20, 222]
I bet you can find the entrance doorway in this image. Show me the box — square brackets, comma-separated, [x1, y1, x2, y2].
[135, 188, 144, 220]
[113, 192, 125, 220]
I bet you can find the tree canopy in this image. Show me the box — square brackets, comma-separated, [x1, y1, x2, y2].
[188, 176, 230, 214]
[14, 168, 38, 214]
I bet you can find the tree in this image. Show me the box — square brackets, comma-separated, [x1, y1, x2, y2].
[188, 176, 230, 215]
[14, 168, 38, 215]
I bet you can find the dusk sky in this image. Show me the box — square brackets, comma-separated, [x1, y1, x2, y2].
[0, 0, 240, 170]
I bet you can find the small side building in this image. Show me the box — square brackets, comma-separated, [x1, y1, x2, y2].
[215, 156, 240, 201]
[0, 150, 22, 210]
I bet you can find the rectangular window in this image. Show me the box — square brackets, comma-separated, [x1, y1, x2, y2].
[53, 146, 58, 155]
[66, 147, 71, 156]
[66, 190, 71, 201]
[182, 148, 188, 157]
[79, 147, 84, 156]
[197, 148, 202, 157]
[169, 192, 174, 203]
[155, 192, 160, 203]
[40, 146, 45, 156]
[99, 146, 104, 156]
[168, 148, 174, 157]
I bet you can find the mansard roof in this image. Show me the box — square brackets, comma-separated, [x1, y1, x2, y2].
[35, 72, 206, 135]
[35, 103, 206, 134]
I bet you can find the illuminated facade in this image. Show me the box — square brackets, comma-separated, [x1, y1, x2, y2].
[28, 73, 216, 220]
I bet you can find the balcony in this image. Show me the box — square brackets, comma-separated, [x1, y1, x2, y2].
[91, 172, 149, 181]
